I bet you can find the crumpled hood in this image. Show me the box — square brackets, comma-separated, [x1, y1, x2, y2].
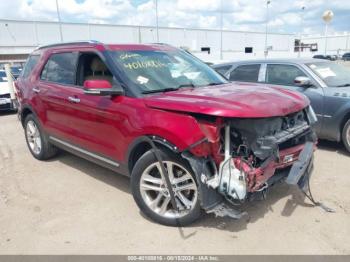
[143, 82, 310, 118]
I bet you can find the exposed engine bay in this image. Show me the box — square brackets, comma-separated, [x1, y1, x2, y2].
[183, 106, 318, 216]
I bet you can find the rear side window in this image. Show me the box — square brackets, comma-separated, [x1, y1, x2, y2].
[214, 65, 232, 76]
[266, 64, 307, 86]
[41, 52, 78, 85]
[22, 55, 39, 78]
[229, 64, 260, 82]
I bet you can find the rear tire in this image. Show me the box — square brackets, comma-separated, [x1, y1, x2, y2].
[131, 149, 201, 226]
[342, 119, 350, 153]
[24, 114, 58, 160]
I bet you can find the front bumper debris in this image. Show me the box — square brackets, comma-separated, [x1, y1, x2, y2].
[206, 202, 247, 219]
[180, 106, 332, 219]
[286, 141, 314, 189]
[285, 142, 335, 213]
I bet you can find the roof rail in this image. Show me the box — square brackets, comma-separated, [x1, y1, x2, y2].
[35, 40, 102, 50]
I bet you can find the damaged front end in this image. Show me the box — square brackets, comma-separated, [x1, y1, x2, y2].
[183, 106, 318, 218]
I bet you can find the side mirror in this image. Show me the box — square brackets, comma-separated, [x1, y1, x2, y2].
[83, 80, 124, 96]
[294, 76, 312, 88]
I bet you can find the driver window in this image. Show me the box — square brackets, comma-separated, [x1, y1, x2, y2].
[76, 53, 113, 86]
[266, 64, 307, 86]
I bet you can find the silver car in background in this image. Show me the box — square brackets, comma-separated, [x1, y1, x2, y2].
[213, 59, 350, 152]
[0, 70, 15, 111]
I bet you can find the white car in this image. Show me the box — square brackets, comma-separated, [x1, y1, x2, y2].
[0, 70, 16, 111]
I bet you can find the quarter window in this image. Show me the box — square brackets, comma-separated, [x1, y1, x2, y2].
[22, 55, 40, 78]
[41, 53, 78, 85]
[266, 64, 307, 86]
[214, 65, 232, 76]
[229, 64, 260, 82]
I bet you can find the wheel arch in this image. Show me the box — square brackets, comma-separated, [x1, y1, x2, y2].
[20, 105, 36, 127]
[340, 110, 350, 141]
[126, 135, 179, 175]
[322, 103, 350, 142]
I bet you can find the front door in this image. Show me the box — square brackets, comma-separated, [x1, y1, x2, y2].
[265, 63, 325, 133]
[58, 51, 124, 161]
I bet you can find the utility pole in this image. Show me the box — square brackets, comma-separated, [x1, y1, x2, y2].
[138, 26, 142, 44]
[322, 10, 334, 56]
[298, 6, 305, 58]
[155, 0, 159, 42]
[55, 0, 63, 42]
[324, 23, 328, 55]
[264, 0, 271, 58]
[220, 0, 223, 60]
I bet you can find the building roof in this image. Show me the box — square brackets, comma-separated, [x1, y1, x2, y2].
[212, 58, 326, 67]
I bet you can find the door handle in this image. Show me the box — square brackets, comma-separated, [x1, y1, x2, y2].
[32, 87, 40, 93]
[68, 96, 80, 103]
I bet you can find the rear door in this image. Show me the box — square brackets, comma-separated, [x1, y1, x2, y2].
[228, 64, 264, 83]
[36, 51, 81, 141]
[264, 63, 325, 133]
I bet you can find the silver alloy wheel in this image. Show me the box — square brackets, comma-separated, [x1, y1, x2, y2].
[139, 161, 198, 218]
[347, 125, 350, 146]
[26, 120, 42, 155]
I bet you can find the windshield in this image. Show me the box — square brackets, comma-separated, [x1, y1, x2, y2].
[109, 49, 227, 93]
[306, 62, 350, 87]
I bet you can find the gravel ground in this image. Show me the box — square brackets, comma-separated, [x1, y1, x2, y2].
[341, 61, 350, 68]
[0, 112, 349, 255]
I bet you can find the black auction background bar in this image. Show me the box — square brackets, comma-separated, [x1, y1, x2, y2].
[0, 256, 349, 262]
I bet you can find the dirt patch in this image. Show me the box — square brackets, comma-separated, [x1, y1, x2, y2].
[0, 113, 349, 254]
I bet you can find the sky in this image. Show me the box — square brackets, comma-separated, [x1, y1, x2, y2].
[0, 0, 349, 35]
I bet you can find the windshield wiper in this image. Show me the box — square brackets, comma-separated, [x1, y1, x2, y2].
[142, 83, 197, 94]
[336, 83, 350, 87]
[207, 82, 223, 86]
[194, 82, 223, 88]
[176, 83, 196, 88]
[142, 87, 179, 94]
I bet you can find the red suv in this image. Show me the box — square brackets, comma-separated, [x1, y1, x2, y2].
[15, 41, 317, 226]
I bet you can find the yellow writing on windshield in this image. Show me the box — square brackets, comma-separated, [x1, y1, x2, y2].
[120, 53, 140, 60]
[123, 60, 166, 70]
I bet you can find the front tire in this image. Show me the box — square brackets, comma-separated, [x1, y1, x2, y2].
[24, 114, 58, 160]
[131, 149, 201, 226]
[342, 119, 350, 153]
